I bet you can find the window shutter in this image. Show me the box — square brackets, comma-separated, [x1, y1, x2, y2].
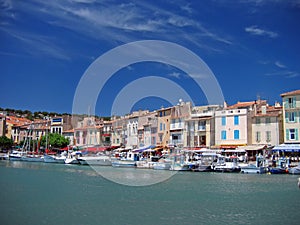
[285, 112, 289, 123]
[296, 129, 299, 141]
[286, 129, 289, 141]
[293, 97, 296, 108]
[285, 98, 289, 109]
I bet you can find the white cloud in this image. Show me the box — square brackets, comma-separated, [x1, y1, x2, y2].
[168, 72, 181, 79]
[245, 25, 278, 38]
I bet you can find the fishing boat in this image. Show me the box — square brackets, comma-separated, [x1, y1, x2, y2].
[268, 158, 289, 174]
[153, 160, 172, 170]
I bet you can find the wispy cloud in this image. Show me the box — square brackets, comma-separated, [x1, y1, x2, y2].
[245, 25, 278, 38]
[274, 61, 286, 68]
[265, 71, 299, 78]
[0, 0, 233, 58]
[168, 72, 181, 79]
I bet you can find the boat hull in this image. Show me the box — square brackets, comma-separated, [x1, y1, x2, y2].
[78, 156, 112, 166]
[111, 160, 136, 167]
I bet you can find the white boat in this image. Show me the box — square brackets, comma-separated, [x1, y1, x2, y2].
[193, 152, 218, 172]
[136, 160, 155, 169]
[240, 155, 267, 174]
[44, 154, 66, 164]
[169, 162, 194, 171]
[21, 155, 44, 162]
[111, 151, 139, 168]
[213, 155, 241, 172]
[65, 152, 80, 164]
[78, 155, 112, 166]
[9, 151, 26, 161]
[153, 160, 172, 170]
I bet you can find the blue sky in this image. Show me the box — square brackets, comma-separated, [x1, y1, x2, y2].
[1, 0, 300, 116]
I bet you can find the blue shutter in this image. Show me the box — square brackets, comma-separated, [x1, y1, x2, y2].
[286, 129, 289, 141]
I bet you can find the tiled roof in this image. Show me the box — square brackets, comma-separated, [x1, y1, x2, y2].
[226, 101, 256, 109]
[280, 89, 300, 97]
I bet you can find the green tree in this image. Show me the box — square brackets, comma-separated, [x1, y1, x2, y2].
[0, 136, 13, 150]
[41, 133, 69, 149]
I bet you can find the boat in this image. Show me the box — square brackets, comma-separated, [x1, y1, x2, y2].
[289, 163, 300, 175]
[9, 150, 26, 161]
[153, 160, 172, 170]
[64, 151, 81, 164]
[240, 155, 267, 174]
[268, 158, 289, 174]
[78, 154, 112, 166]
[111, 151, 139, 168]
[44, 154, 66, 164]
[21, 154, 44, 162]
[192, 152, 218, 172]
[213, 155, 241, 172]
[169, 162, 193, 171]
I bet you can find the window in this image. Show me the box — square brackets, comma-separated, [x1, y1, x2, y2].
[256, 118, 261, 124]
[287, 129, 298, 141]
[198, 121, 206, 131]
[266, 117, 271, 124]
[234, 130, 240, 140]
[160, 123, 163, 131]
[256, 131, 261, 142]
[221, 130, 227, 140]
[266, 131, 271, 142]
[289, 112, 296, 122]
[234, 115, 239, 125]
[222, 116, 226, 126]
[286, 97, 296, 108]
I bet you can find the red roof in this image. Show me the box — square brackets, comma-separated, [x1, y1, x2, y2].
[280, 89, 300, 97]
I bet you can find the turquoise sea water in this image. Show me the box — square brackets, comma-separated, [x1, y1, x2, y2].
[0, 161, 299, 225]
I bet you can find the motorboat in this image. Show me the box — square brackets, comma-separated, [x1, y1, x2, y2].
[289, 163, 300, 175]
[192, 152, 218, 172]
[9, 151, 26, 161]
[65, 151, 81, 164]
[153, 160, 172, 170]
[44, 154, 66, 164]
[240, 155, 267, 174]
[111, 151, 139, 168]
[213, 155, 241, 173]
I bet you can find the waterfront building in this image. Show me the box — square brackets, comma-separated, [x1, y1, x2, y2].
[251, 103, 283, 146]
[184, 105, 220, 148]
[137, 111, 158, 147]
[126, 110, 149, 148]
[156, 106, 172, 148]
[169, 100, 191, 148]
[281, 90, 300, 143]
[100, 120, 112, 146]
[51, 117, 63, 134]
[111, 116, 127, 147]
[6, 116, 31, 143]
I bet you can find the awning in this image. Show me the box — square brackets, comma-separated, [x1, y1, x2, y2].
[132, 145, 156, 153]
[237, 145, 266, 151]
[272, 144, 300, 152]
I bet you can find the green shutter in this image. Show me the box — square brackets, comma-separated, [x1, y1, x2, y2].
[285, 98, 289, 109]
[296, 129, 299, 141]
[286, 129, 289, 141]
[285, 112, 289, 122]
[293, 97, 296, 108]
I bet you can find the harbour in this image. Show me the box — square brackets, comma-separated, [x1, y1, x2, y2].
[0, 160, 299, 225]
